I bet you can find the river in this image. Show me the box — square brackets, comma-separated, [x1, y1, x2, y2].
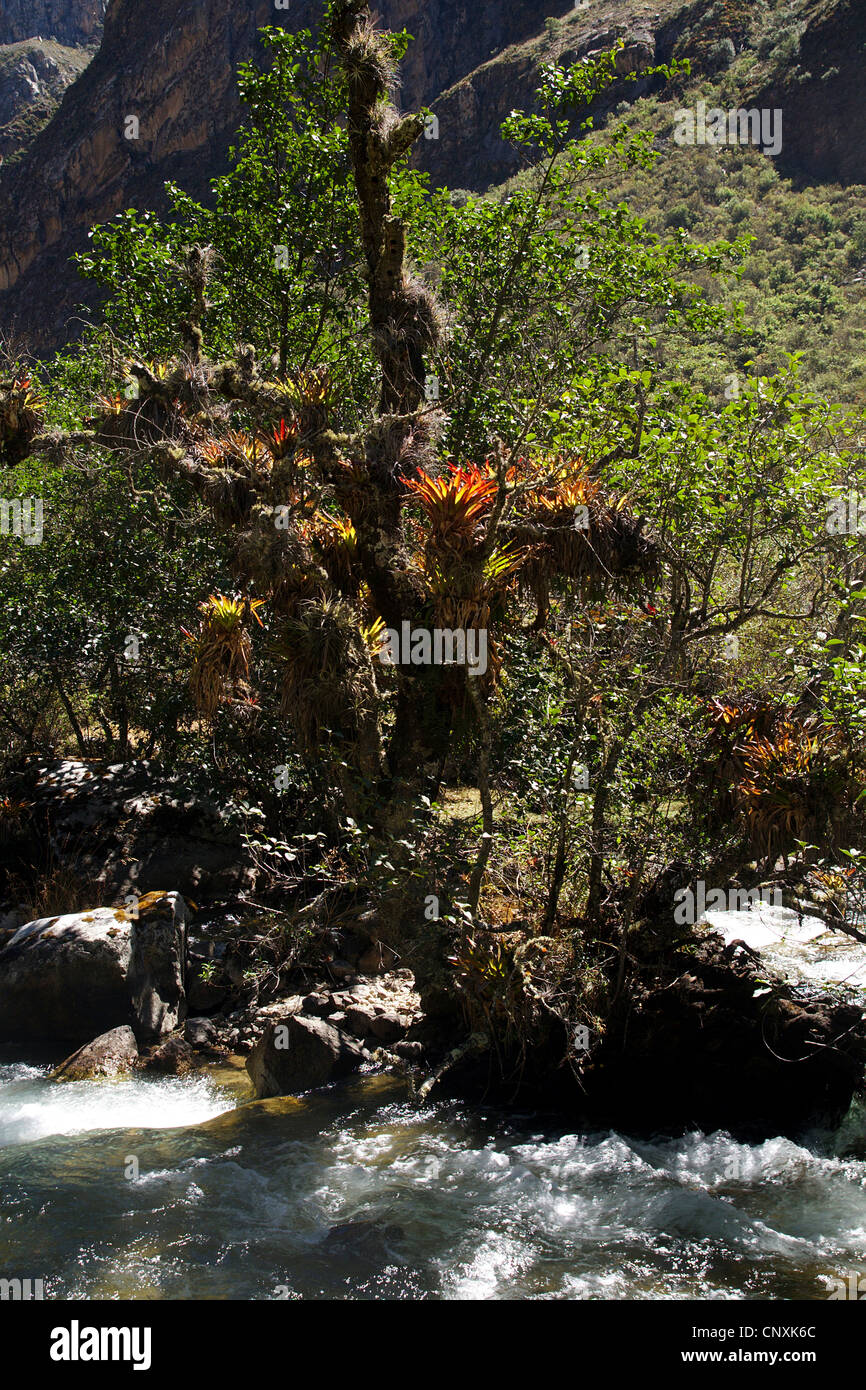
[2, 1052, 865, 1300]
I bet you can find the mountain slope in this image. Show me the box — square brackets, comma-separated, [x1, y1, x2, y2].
[0, 0, 864, 358]
[0, 0, 105, 48]
[0, 39, 94, 166]
[0, 0, 588, 345]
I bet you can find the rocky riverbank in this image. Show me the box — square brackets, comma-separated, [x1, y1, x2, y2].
[1, 759, 864, 1134]
[1, 879, 863, 1140]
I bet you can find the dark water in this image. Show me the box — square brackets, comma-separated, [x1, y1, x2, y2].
[1, 1060, 865, 1300]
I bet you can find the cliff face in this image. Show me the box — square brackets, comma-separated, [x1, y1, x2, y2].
[415, 2, 671, 192]
[754, 0, 866, 186]
[0, 2, 105, 193]
[0, 0, 864, 350]
[0, 0, 585, 345]
[0, 41, 92, 164]
[0, 0, 277, 341]
[0, 0, 106, 48]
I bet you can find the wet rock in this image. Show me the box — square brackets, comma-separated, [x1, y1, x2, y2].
[583, 936, 866, 1138]
[128, 893, 187, 1040]
[394, 1039, 425, 1061]
[320, 1220, 405, 1261]
[51, 1025, 139, 1081]
[0, 893, 187, 1045]
[246, 1015, 368, 1099]
[184, 1016, 218, 1048]
[141, 1034, 194, 1075]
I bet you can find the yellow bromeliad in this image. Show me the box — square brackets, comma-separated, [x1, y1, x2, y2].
[0, 376, 45, 453]
[402, 463, 499, 552]
[201, 430, 266, 470]
[183, 594, 265, 718]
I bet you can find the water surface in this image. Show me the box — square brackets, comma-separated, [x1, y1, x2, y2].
[2, 1061, 864, 1300]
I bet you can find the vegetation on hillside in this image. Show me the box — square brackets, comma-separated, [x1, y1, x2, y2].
[1, 0, 865, 1090]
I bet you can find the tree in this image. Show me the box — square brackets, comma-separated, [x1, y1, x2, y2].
[4, 1, 865, 1077]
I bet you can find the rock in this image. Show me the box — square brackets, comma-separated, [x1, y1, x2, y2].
[583, 935, 866, 1138]
[326, 1010, 347, 1027]
[345, 1005, 377, 1038]
[320, 1220, 405, 1262]
[51, 1025, 139, 1082]
[615, 40, 654, 76]
[328, 959, 357, 981]
[128, 893, 187, 1039]
[301, 992, 331, 1016]
[0, 41, 91, 164]
[141, 1035, 193, 1075]
[184, 1016, 218, 1048]
[0, 2, 105, 47]
[357, 942, 398, 974]
[4, 759, 256, 900]
[246, 1015, 368, 1099]
[369, 1010, 406, 1044]
[394, 1039, 425, 1061]
[0, 893, 187, 1045]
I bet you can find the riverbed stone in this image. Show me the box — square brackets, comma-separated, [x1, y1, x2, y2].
[0, 893, 187, 1045]
[247, 1015, 368, 1098]
[369, 1010, 406, 1044]
[141, 1034, 194, 1074]
[184, 1016, 218, 1048]
[51, 1025, 139, 1081]
[345, 1005, 377, 1038]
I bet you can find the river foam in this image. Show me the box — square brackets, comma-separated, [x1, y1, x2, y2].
[1, 1070, 864, 1299]
[0, 1061, 234, 1146]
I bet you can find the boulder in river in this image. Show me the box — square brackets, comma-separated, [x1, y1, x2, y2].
[247, 1015, 369, 1098]
[51, 1025, 139, 1081]
[140, 1034, 194, 1074]
[184, 1016, 220, 1049]
[0, 892, 187, 1045]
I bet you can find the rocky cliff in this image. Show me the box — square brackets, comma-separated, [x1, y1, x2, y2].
[0, 0, 106, 48]
[0, 40, 93, 165]
[0, 0, 863, 351]
[754, 0, 866, 187]
[0, 0, 600, 344]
